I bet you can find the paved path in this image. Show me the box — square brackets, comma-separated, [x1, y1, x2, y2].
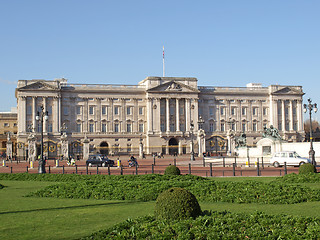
[0, 155, 312, 177]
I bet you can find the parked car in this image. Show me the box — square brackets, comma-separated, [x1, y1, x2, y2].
[86, 154, 114, 167]
[270, 151, 311, 168]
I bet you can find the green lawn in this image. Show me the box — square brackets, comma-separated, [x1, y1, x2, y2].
[1, 177, 320, 239]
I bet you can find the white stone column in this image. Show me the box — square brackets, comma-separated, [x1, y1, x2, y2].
[147, 98, 153, 133]
[281, 100, 285, 131]
[53, 97, 59, 133]
[289, 100, 294, 131]
[96, 98, 101, 132]
[154, 98, 161, 133]
[32, 97, 36, 130]
[108, 98, 113, 132]
[121, 98, 126, 133]
[18, 96, 27, 133]
[43, 97, 47, 133]
[297, 100, 303, 131]
[185, 98, 190, 131]
[166, 98, 170, 132]
[176, 98, 180, 132]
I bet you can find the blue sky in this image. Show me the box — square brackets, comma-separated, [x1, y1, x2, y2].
[1, 0, 319, 120]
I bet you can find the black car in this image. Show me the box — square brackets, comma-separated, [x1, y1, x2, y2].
[86, 154, 114, 167]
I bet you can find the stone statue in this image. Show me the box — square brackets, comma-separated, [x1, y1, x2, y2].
[262, 125, 282, 140]
[235, 133, 247, 148]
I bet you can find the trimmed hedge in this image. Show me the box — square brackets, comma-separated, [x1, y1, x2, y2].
[81, 212, 320, 239]
[164, 165, 181, 175]
[299, 163, 316, 174]
[155, 187, 201, 220]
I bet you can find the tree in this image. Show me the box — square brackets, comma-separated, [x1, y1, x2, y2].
[304, 120, 319, 133]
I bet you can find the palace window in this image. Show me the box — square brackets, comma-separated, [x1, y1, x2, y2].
[242, 123, 246, 132]
[102, 106, 107, 115]
[101, 123, 106, 132]
[89, 106, 94, 115]
[89, 123, 94, 132]
[209, 123, 214, 132]
[220, 107, 225, 115]
[114, 106, 119, 115]
[114, 123, 119, 132]
[139, 107, 143, 115]
[253, 122, 257, 131]
[76, 123, 81, 133]
[127, 123, 132, 132]
[242, 107, 246, 115]
[127, 106, 132, 115]
[76, 106, 81, 115]
[220, 123, 225, 132]
[139, 123, 144, 133]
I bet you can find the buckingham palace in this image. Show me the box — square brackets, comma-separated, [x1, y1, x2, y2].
[15, 76, 305, 159]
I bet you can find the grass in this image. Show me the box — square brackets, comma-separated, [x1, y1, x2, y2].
[1, 176, 320, 239]
[0, 181, 154, 240]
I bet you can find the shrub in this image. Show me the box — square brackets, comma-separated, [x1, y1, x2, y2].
[154, 187, 202, 220]
[164, 165, 181, 175]
[299, 163, 316, 174]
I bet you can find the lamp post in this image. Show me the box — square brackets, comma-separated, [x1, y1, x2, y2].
[36, 106, 48, 173]
[304, 98, 318, 166]
[190, 121, 195, 161]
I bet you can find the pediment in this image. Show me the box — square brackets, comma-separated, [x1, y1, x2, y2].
[272, 87, 302, 95]
[147, 81, 199, 93]
[18, 81, 59, 91]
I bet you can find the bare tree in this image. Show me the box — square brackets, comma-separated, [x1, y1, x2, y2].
[304, 120, 320, 133]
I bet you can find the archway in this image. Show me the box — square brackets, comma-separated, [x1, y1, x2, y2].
[100, 142, 109, 155]
[168, 138, 178, 156]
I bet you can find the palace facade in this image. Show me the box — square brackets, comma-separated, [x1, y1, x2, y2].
[15, 76, 305, 159]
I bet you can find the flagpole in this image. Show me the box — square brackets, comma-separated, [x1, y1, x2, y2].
[163, 46, 165, 77]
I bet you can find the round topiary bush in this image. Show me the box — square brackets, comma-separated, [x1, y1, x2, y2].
[164, 165, 181, 175]
[299, 163, 316, 174]
[154, 187, 202, 220]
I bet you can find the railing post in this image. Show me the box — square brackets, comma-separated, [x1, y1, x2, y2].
[174, 158, 176, 166]
[284, 162, 287, 175]
[261, 157, 264, 169]
[26, 166, 28, 173]
[151, 164, 154, 174]
[257, 158, 260, 176]
[223, 157, 225, 167]
[188, 163, 191, 175]
[210, 163, 213, 177]
[108, 165, 111, 175]
[234, 157, 237, 167]
[48, 166, 51, 174]
[135, 164, 138, 175]
[203, 156, 205, 167]
[120, 166, 123, 175]
[62, 165, 65, 174]
[96, 165, 99, 175]
[10, 167, 12, 173]
[86, 165, 88, 175]
[232, 163, 236, 176]
[75, 165, 78, 174]
[153, 155, 156, 166]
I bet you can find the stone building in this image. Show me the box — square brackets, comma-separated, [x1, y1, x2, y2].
[0, 109, 18, 158]
[15, 77, 305, 159]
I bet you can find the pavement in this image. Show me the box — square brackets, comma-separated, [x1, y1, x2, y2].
[0, 154, 310, 177]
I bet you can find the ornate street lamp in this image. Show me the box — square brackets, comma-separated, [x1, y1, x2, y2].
[190, 121, 195, 161]
[36, 106, 48, 173]
[303, 98, 318, 166]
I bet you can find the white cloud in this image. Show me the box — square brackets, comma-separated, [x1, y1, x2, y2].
[0, 78, 17, 85]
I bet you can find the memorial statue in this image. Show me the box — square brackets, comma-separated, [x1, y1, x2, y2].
[235, 133, 247, 148]
[262, 125, 282, 140]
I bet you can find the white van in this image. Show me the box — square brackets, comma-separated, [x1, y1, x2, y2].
[270, 151, 311, 168]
